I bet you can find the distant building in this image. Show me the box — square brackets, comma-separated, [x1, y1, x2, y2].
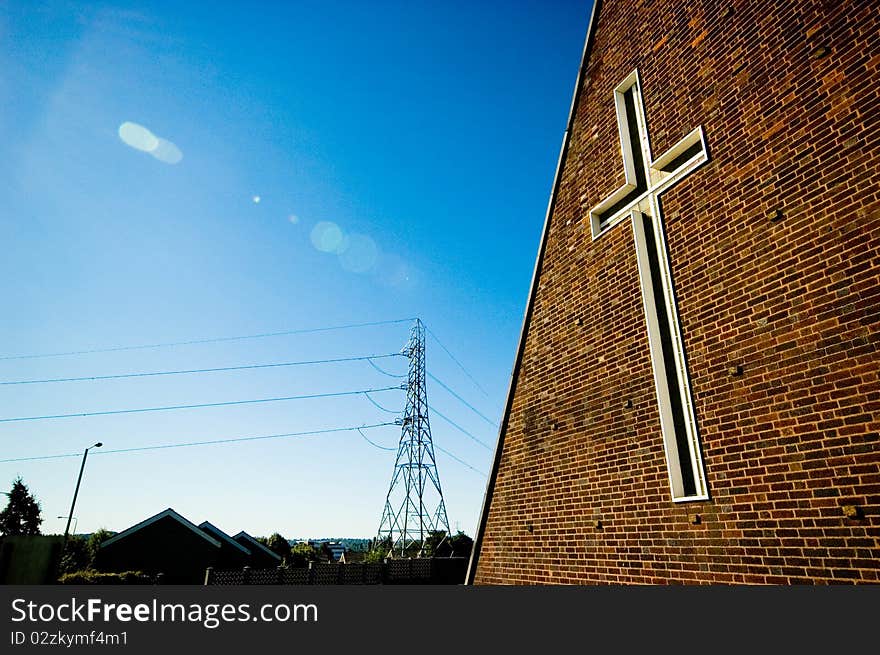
[338, 550, 368, 564]
[305, 539, 346, 561]
[324, 542, 346, 562]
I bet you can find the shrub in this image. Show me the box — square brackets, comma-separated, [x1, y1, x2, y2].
[58, 569, 153, 585]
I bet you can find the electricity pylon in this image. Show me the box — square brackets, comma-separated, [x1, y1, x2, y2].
[376, 319, 450, 557]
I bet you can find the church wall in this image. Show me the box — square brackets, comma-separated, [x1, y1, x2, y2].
[472, 0, 880, 584]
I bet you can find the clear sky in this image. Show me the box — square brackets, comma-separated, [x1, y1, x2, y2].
[0, 0, 591, 540]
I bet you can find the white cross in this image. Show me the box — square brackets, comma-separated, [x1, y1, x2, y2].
[589, 69, 709, 501]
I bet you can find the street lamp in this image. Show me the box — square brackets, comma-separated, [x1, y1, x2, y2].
[58, 515, 77, 535]
[62, 442, 102, 551]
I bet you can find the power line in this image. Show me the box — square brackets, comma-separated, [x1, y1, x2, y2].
[356, 426, 398, 451]
[0, 353, 403, 386]
[427, 371, 498, 427]
[428, 404, 493, 450]
[434, 443, 487, 477]
[0, 318, 417, 361]
[423, 324, 490, 398]
[0, 386, 403, 424]
[362, 392, 400, 415]
[0, 422, 483, 475]
[366, 358, 406, 378]
[0, 423, 399, 463]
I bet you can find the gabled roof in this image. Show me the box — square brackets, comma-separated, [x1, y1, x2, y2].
[232, 531, 282, 562]
[339, 550, 366, 564]
[198, 521, 251, 555]
[100, 508, 222, 550]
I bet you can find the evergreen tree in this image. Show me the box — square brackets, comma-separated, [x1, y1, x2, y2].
[0, 477, 43, 536]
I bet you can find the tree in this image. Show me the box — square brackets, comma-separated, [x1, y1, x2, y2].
[288, 542, 319, 567]
[57, 528, 115, 576]
[0, 477, 43, 536]
[87, 528, 114, 561]
[58, 535, 90, 574]
[421, 530, 473, 558]
[258, 533, 292, 563]
[448, 531, 474, 558]
[363, 536, 392, 563]
[362, 549, 384, 564]
[421, 530, 449, 557]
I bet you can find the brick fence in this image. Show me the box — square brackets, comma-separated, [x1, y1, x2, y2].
[205, 557, 468, 585]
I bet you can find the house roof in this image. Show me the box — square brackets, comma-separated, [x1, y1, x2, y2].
[339, 550, 366, 563]
[198, 521, 251, 556]
[100, 508, 222, 550]
[232, 531, 282, 562]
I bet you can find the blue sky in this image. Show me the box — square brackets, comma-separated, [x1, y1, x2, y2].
[0, 0, 591, 540]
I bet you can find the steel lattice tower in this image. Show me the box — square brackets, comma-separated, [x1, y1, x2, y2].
[376, 319, 450, 557]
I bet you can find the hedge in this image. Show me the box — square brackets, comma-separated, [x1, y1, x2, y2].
[58, 569, 153, 585]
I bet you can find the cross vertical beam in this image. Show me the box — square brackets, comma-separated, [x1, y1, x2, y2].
[589, 69, 709, 501]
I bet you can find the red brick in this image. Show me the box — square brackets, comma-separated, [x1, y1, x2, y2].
[471, 0, 880, 586]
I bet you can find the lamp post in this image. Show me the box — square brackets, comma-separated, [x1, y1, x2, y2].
[58, 515, 77, 535]
[62, 442, 102, 551]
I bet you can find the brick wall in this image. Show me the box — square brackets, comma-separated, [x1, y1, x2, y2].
[472, 0, 879, 584]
